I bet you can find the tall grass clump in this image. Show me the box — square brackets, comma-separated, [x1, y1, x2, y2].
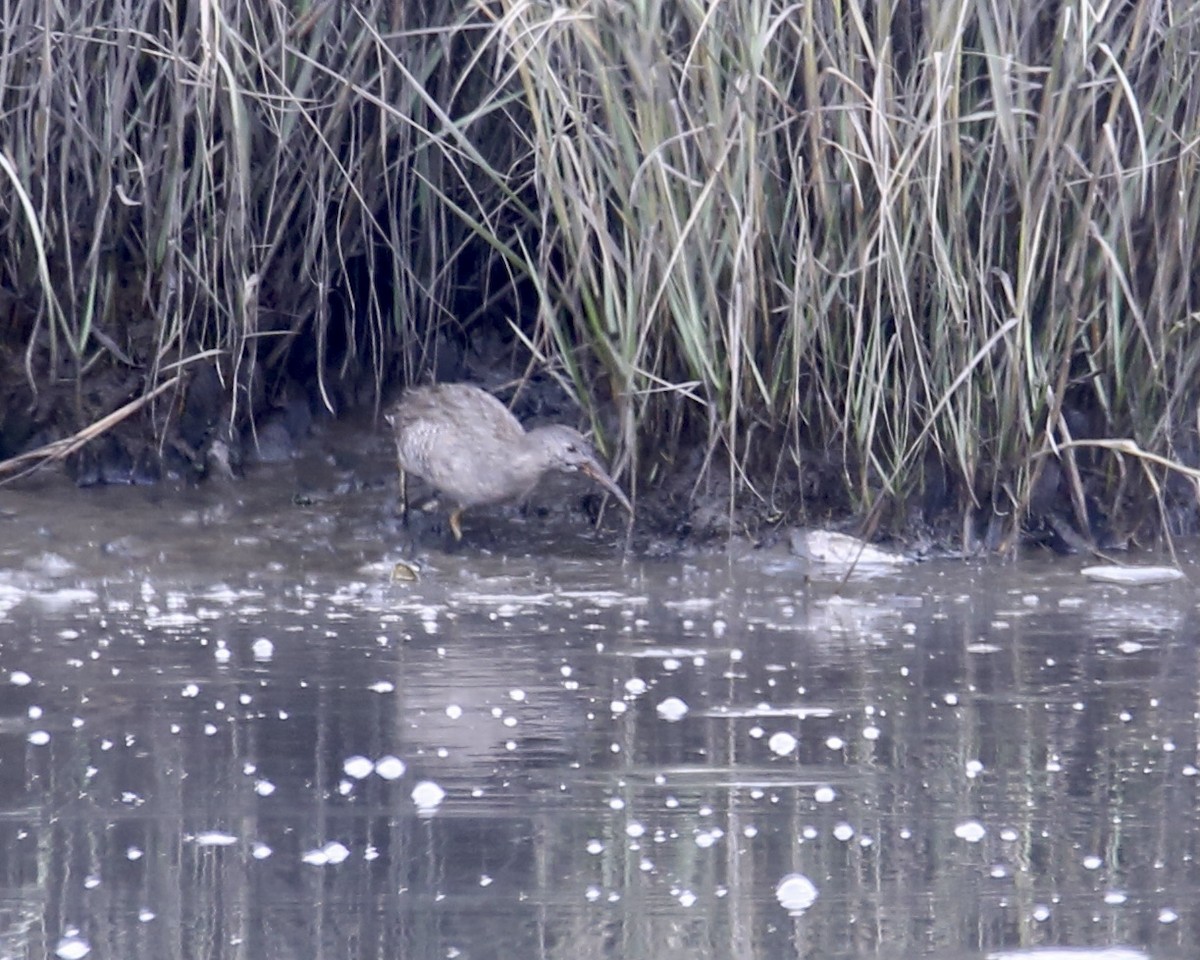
[0, 2, 529, 425]
[3, 0, 1200, 546]
[492, 0, 1200, 544]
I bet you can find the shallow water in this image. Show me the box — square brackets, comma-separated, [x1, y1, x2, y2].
[1, 452, 1198, 960]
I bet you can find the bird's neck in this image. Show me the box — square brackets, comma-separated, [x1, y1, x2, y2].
[511, 430, 552, 475]
[489, 432, 550, 494]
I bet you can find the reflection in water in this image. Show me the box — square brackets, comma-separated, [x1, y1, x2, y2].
[0, 476, 1198, 960]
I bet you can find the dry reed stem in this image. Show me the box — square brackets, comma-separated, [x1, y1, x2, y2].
[0, 376, 181, 484]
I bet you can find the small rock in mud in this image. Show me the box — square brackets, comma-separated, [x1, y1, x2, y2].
[789, 529, 912, 567]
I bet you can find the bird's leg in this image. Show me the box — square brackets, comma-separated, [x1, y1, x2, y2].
[449, 507, 465, 542]
[398, 468, 410, 523]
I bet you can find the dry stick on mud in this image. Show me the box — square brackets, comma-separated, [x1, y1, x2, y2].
[0, 375, 182, 484]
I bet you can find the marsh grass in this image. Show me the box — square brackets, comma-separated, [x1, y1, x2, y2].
[497, 0, 1200, 545]
[3, 0, 1199, 546]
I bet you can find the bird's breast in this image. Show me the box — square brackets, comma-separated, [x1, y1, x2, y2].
[395, 424, 541, 507]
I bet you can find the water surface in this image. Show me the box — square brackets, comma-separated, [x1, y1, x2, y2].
[1, 463, 1197, 960]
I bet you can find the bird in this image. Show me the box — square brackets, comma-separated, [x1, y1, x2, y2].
[384, 382, 632, 541]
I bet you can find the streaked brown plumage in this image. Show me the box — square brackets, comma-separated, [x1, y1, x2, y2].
[385, 383, 632, 540]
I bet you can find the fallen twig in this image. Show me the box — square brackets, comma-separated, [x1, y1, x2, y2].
[0, 375, 181, 483]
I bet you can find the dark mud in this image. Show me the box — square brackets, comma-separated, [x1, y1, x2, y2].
[0, 352, 1178, 557]
[0, 358, 757, 557]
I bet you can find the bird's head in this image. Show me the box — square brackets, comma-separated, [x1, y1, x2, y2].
[531, 425, 633, 514]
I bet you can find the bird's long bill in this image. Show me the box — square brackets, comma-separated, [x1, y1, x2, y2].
[581, 460, 633, 514]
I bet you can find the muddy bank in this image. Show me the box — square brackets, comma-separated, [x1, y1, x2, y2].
[0, 354, 1168, 558]
[0, 356, 786, 557]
